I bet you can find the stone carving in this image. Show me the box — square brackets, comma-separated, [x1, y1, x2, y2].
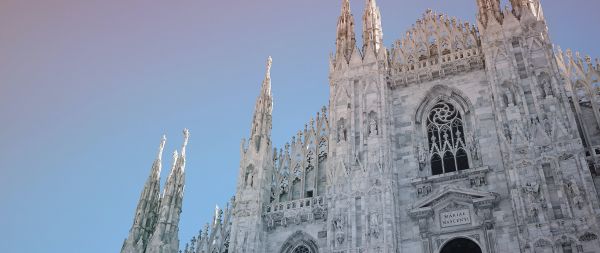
[369, 118, 378, 137]
[416, 143, 428, 171]
[523, 181, 542, 222]
[504, 89, 515, 106]
[539, 73, 553, 97]
[332, 215, 346, 246]
[579, 232, 599, 242]
[244, 167, 254, 188]
[368, 213, 381, 239]
[469, 174, 486, 187]
[566, 179, 584, 209]
[390, 10, 483, 87]
[417, 184, 432, 198]
[503, 123, 512, 142]
[560, 153, 574, 161]
[467, 132, 480, 161]
[337, 118, 347, 143]
[523, 181, 540, 197]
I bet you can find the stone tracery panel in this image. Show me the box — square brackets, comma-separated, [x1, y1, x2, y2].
[427, 101, 470, 175]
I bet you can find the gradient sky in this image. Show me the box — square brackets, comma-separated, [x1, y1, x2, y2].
[1, 0, 599, 252]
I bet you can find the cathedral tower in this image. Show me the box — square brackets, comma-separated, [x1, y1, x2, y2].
[229, 57, 275, 253]
[478, 0, 600, 251]
[327, 0, 397, 251]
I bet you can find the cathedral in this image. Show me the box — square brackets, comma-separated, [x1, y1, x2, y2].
[120, 0, 600, 252]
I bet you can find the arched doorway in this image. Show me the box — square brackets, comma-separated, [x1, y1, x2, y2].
[440, 238, 482, 253]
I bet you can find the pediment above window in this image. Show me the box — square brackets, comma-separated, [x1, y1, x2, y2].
[409, 185, 498, 219]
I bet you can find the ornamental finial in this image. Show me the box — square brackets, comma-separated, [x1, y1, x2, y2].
[157, 134, 167, 160]
[266, 56, 273, 78]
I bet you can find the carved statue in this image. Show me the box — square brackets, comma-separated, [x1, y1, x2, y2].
[566, 180, 584, 209]
[417, 143, 427, 171]
[337, 123, 347, 142]
[467, 132, 479, 161]
[523, 181, 542, 222]
[523, 181, 540, 196]
[369, 118, 378, 136]
[504, 89, 514, 106]
[417, 184, 432, 197]
[503, 123, 512, 142]
[368, 213, 381, 239]
[541, 77, 553, 97]
[528, 205, 539, 223]
[470, 175, 486, 187]
[266, 56, 273, 78]
[332, 216, 346, 245]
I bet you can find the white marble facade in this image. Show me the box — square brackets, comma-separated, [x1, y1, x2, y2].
[122, 1, 600, 252]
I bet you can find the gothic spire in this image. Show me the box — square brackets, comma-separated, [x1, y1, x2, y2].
[362, 0, 383, 53]
[476, 0, 502, 28]
[335, 0, 356, 63]
[509, 0, 544, 20]
[146, 130, 189, 253]
[120, 135, 166, 253]
[249, 57, 274, 151]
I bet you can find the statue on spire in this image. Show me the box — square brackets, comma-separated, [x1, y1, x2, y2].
[157, 135, 166, 160]
[266, 56, 272, 79]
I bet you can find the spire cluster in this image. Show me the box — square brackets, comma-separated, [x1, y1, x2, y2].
[334, 0, 383, 64]
[121, 130, 190, 253]
[476, 0, 545, 29]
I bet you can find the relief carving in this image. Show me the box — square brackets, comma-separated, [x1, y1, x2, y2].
[332, 215, 346, 246]
[416, 143, 428, 171]
[367, 212, 381, 239]
[566, 179, 585, 209]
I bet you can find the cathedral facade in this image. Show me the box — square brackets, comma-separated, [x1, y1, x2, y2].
[121, 1, 600, 252]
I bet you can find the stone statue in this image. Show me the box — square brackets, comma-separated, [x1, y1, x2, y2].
[504, 89, 514, 106]
[523, 181, 540, 196]
[368, 213, 381, 239]
[417, 143, 427, 171]
[266, 56, 273, 78]
[467, 132, 479, 161]
[541, 77, 552, 97]
[338, 122, 347, 142]
[332, 216, 346, 245]
[566, 180, 584, 209]
[369, 118, 378, 136]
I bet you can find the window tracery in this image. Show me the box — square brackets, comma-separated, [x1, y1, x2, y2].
[427, 101, 470, 175]
[293, 245, 311, 253]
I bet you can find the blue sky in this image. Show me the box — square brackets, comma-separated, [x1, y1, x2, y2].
[0, 0, 598, 252]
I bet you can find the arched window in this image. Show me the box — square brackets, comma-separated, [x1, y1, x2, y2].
[293, 245, 311, 253]
[427, 101, 469, 175]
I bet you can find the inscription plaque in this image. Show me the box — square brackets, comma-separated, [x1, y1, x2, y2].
[440, 209, 471, 228]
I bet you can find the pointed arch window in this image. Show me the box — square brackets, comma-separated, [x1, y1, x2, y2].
[293, 245, 311, 253]
[427, 101, 470, 175]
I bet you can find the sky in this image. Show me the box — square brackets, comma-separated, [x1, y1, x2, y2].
[0, 0, 598, 252]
